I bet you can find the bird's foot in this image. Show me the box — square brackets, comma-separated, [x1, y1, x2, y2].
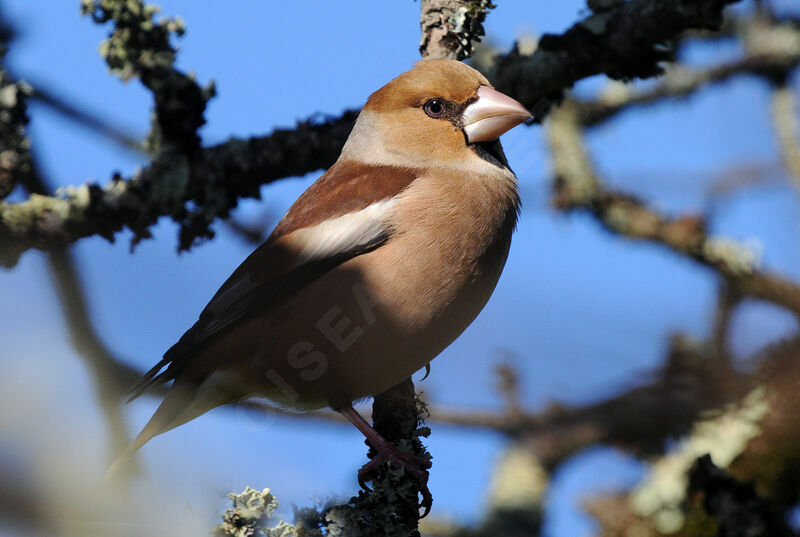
[357, 444, 433, 517]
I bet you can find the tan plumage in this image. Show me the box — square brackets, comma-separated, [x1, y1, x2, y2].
[110, 59, 531, 482]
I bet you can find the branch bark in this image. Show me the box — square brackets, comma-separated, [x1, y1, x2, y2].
[419, 0, 494, 60]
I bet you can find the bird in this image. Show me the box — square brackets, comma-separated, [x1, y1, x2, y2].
[111, 58, 531, 512]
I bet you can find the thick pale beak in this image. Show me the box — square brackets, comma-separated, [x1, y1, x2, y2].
[462, 86, 532, 143]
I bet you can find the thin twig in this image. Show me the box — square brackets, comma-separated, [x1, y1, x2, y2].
[28, 83, 144, 152]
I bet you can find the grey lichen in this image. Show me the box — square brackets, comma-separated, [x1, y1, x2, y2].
[546, 103, 601, 206]
[701, 236, 762, 277]
[0, 16, 32, 200]
[630, 386, 770, 534]
[215, 386, 432, 537]
[419, 0, 495, 60]
[80, 0, 211, 157]
[80, 0, 185, 82]
[451, 1, 496, 60]
[487, 446, 548, 512]
[214, 487, 284, 537]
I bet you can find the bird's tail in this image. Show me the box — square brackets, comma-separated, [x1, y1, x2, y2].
[106, 379, 228, 480]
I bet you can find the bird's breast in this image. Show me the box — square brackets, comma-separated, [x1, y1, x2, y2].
[241, 167, 519, 409]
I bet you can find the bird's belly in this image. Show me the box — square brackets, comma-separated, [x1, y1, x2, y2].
[240, 236, 509, 410]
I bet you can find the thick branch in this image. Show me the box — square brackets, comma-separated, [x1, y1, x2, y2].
[0, 111, 357, 267]
[491, 0, 741, 115]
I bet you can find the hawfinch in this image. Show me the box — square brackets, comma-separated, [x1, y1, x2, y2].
[113, 59, 531, 509]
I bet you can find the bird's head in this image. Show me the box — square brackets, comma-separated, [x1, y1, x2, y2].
[342, 59, 531, 169]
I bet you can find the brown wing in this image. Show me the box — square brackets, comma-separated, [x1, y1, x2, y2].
[126, 161, 420, 401]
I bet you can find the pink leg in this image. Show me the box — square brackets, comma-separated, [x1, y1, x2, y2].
[339, 405, 433, 516]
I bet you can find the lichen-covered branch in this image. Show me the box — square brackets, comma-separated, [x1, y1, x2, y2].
[216, 385, 433, 537]
[0, 110, 357, 267]
[491, 0, 742, 114]
[330, 380, 432, 536]
[80, 0, 212, 156]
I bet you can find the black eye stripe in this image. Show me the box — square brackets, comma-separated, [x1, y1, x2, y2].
[421, 98, 471, 129]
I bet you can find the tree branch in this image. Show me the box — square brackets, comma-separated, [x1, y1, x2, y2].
[546, 101, 800, 316]
[585, 335, 800, 536]
[574, 14, 800, 126]
[491, 0, 742, 115]
[0, 110, 357, 267]
[576, 53, 800, 127]
[0, 0, 749, 265]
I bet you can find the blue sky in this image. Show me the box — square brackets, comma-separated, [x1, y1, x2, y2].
[1, 1, 799, 536]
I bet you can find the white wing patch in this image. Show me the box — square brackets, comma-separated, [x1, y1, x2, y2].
[287, 198, 398, 267]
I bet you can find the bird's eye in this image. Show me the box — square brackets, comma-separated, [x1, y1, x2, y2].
[423, 99, 445, 118]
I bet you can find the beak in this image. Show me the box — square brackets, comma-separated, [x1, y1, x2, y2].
[462, 86, 532, 143]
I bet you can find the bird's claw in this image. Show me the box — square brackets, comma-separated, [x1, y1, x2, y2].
[357, 446, 433, 517]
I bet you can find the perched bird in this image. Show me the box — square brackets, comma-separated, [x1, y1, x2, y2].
[112, 59, 530, 511]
